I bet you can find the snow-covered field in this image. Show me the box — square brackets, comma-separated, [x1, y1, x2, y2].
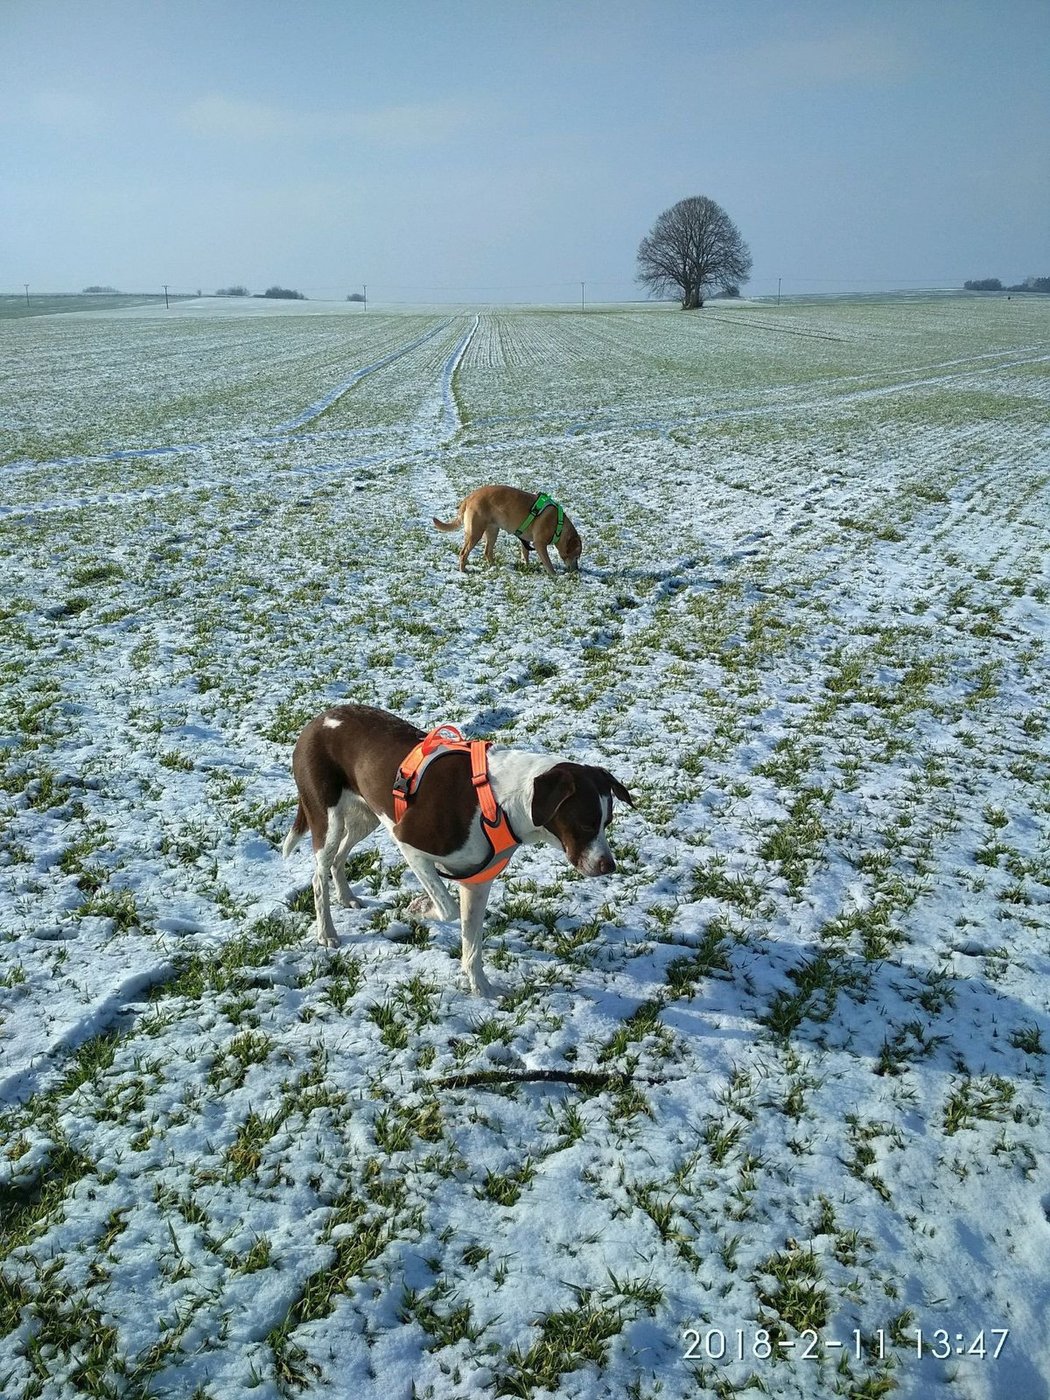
[1, 295, 1048, 1400]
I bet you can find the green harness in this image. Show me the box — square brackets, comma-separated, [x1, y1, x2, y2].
[514, 492, 564, 547]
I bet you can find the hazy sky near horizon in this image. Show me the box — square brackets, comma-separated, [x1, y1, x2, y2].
[3, 0, 1048, 303]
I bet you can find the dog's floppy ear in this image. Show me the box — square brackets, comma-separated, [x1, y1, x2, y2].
[596, 767, 634, 807]
[532, 764, 576, 826]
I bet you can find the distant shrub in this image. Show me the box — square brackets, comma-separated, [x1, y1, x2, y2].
[260, 286, 306, 300]
[83, 285, 119, 294]
[347, 292, 366, 302]
[968, 276, 1050, 294]
[216, 285, 250, 297]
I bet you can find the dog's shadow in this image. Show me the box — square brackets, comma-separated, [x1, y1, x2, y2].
[468, 705, 518, 732]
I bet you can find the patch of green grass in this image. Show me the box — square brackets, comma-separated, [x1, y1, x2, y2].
[319, 950, 363, 1012]
[374, 1099, 444, 1154]
[1009, 1024, 1045, 1055]
[0, 1134, 97, 1257]
[843, 1118, 895, 1201]
[476, 1158, 536, 1207]
[368, 999, 410, 1049]
[21, 767, 75, 810]
[277, 1188, 401, 1333]
[753, 1244, 830, 1333]
[942, 1075, 1017, 1135]
[704, 1117, 746, 1166]
[146, 912, 306, 1007]
[76, 887, 142, 932]
[760, 951, 841, 1037]
[70, 561, 125, 586]
[0, 1260, 122, 1395]
[400, 1281, 485, 1351]
[158, 750, 194, 772]
[758, 787, 829, 891]
[496, 1290, 628, 1397]
[598, 998, 666, 1063]
[208, 1029, 275, 1088]
[224, 1108, 287, 1182]
[689, 857, 765, 912]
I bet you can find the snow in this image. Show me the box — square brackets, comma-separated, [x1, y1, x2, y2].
[1, 295, 1048, 1399]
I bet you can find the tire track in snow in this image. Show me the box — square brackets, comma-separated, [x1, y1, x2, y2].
[439, 315, 479, 442]
[271, 319, 452, 432]
[398, 315, 480, 517]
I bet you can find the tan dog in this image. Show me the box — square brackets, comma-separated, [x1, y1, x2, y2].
[433, 485, 582, 577]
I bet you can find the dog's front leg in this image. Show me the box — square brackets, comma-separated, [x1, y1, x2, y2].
[535, 542, 559, 578]
[396, 844, 459, 922]
[459, 882, 498, 997]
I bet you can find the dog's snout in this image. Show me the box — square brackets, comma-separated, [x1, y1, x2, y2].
[593, 853, 616, 876]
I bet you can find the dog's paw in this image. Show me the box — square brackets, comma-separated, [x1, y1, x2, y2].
[408, 894, 456, 921]
[332, 883, 363, 909]
[468, 972, 503, 1000]
[317, 929, 341, 950]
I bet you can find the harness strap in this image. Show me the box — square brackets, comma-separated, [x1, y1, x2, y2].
[514, 492, 563, 545]
[470, 740, 499, 823]
[392, 727, 520, 884]
[392, 723, 465, 823]
[449, 798, 518, 885]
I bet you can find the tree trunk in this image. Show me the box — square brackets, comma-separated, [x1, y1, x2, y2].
[682, 286, 702, 309]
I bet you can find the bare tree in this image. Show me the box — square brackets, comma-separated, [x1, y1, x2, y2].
[637, 195, 752, 309]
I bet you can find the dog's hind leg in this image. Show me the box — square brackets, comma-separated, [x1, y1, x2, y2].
[311, 810, 345, 948]
[482, 524, 500, 564]
[331, 793, 379, 908]
[458, 509, 486, 571]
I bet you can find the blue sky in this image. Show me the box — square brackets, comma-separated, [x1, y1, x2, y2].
[3, 0, 1048, 302]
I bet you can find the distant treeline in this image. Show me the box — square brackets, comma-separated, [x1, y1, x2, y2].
[216, 285, 307, 300]
[964, 277, 1050, 293]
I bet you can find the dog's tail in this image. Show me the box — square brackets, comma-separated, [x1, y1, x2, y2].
[432, 502, 464, 533]
[282, 802, 308, 858]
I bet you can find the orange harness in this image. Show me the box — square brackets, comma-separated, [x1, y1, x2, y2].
[392, 725, 520, 885]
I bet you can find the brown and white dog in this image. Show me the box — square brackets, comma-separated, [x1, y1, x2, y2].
[433, 484, 583, 577]
[282, 704, 632, 997]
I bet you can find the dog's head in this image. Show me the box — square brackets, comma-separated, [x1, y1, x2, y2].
[558, 522, 583, 572]
[530, 762, 633, 875]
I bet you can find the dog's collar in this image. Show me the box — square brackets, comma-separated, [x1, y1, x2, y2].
[392, 726, 520, 885]
[514, 492, 564, 546]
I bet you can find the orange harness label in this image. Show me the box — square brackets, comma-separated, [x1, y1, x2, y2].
[393, 727, 520, 884]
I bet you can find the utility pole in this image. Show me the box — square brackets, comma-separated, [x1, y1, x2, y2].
[363, 283, 367, 309]
[777, 278, 781, 306]
[24, 284, 29, 307]
[580, 281, 586, 311]
[163, 284, 170, 309]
